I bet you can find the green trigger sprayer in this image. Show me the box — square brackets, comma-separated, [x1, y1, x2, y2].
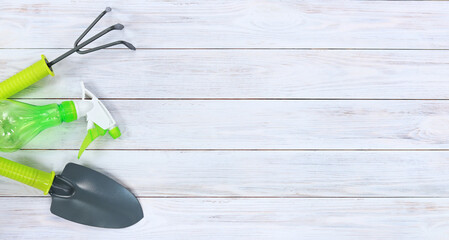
[0, 82, 120, 158]
[0, 7, 135, 99]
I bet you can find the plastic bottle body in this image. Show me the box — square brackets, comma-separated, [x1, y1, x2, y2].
[0, 100, 75, 152]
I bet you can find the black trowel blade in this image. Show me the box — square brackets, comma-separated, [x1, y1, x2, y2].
[49, 163, 143, 228]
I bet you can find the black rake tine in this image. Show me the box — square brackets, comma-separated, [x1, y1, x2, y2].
[47, 7, 136, 67]
[74, 7, 111, 48]
[77, 40, 136, 54]
[75, 24, 127, 54]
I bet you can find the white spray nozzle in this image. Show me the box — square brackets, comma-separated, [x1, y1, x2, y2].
[76, 82, 121, 159]
[79, 82, 117, 130]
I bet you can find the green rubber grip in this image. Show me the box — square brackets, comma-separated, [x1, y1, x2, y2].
[0, 156, 55, 195]
[0, 55, 54, 99]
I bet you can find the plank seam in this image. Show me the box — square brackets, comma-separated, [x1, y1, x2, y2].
[3, 48, 449, 51]
[11, 98, 449, 101]
[18, 149, 449, 151]
[3, 196, 449, 199]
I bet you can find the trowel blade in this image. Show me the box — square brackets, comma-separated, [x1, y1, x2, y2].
[49, 163, 143, 228]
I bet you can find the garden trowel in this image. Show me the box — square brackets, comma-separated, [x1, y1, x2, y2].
[0, 156, 143, 228]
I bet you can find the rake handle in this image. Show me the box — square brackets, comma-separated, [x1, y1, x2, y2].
[0, 55, 54, 99]
[0, 156, 55, 195]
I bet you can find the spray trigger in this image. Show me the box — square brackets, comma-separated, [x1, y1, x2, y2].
[76, 82, 121, 159]
[78, 124, 108, 159]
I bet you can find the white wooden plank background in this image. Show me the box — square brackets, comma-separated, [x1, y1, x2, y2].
[4, 49, 449, 99]
[1, 0, 449, 239]
[1, 1, 449, 49]
[16, 100, 449, 150]
[2, 150, 449, 197]
[2, 198, 449, 240]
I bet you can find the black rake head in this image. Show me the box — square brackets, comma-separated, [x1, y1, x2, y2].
[48, 7, 136, 67]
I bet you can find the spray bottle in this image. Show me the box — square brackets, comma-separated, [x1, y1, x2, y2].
[0, 83, 120, 158]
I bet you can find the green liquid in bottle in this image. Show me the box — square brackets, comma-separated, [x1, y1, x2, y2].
[0, 100, 76, 152]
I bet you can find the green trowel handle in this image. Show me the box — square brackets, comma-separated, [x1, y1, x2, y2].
[0, 55, 55, 99]
[0, 156, 55, 195]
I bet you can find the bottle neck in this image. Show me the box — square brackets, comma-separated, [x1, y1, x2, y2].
[58, 101, 78, 123]
[33, 103, 65, 129]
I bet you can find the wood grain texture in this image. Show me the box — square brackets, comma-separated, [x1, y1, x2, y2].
[2, 1, 449, 238]
[0, 1, 449, 49]
[3, 49, 449, 99]
[12, 99, 449, 150]
[1, 198, 449, 240]
[2, 150, 449, 197]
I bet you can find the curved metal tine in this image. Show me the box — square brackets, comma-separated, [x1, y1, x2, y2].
[47, 7, 135, 67]
[75, 24, 125, 52]
[74, 7, 111, 48]
[74, 7, 136, 54]
[77, 41, 136, 54]
[48, 29, 120, 67]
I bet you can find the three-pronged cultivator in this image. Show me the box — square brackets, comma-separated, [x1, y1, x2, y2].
[0, 7, 135, 99]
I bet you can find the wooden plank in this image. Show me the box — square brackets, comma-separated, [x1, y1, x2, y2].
[1, 198, 449, 239]
[2, 150, 449, 197]
[0, 1, 449, 49]
[3, 49, 449, 99]
[6, 99, 449, 150]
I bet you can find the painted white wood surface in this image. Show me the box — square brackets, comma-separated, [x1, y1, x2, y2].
[1, 1, 449, 49]
[2, 150, 449, 197]
[13, 99, 449, 150]
[2, 198, 449, 240]
[2, 1, 449, 239]
[3, 49, 449, 99]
